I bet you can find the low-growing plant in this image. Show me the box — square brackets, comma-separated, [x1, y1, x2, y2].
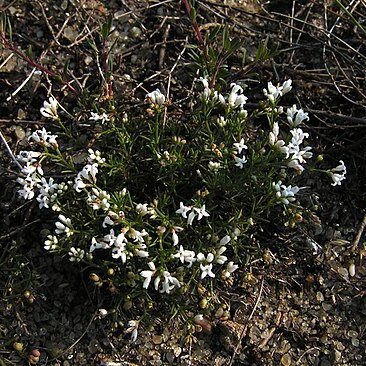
[1, 6, 347, 342]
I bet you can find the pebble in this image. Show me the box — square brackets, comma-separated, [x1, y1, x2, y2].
[129, 26, 142, 38]
[166, 351, 175, 364]
[280, 353, 292, 366]
[63, 26, 78, 42]
[61, 0, 68, 10]
[14, 126, 26, 140]
[152, 335, 163, 345]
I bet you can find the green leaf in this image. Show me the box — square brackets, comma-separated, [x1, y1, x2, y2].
[100, 14, 113, 39]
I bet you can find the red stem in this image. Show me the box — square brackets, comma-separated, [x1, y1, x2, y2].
[1, 33, 79, 95]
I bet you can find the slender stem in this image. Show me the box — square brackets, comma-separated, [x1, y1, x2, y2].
[0, 127, 23, 170]
[181, 0, 210, 73]
[0, 33, 79, 95]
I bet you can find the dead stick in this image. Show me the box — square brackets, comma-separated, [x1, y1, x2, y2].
[351, 214, 366, 252]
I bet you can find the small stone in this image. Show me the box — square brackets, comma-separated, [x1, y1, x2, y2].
[63, 26, 77, 42]
[61, 0, 68, 10]
[152, 335, 163, 345]
[36, 30, 44, 38]
[130, 26, 142, 38]
[335, 341, 345, 351]
[166, 351, 174, 364]
[316, 292, 324, 302]
[280, 353, 292, 366]
[322, 303, 332, 311]
[84, 56, 93, 65]
[87, 339, 100, 354]
[172, 345, 182, 357]
[14, 126, 26, 140]
[8, 6, 17, 15]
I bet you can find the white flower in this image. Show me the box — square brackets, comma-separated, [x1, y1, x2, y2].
[208, 161, 221, 172]
[40, 96, 58, 119]
[171, 226, 183, 246]
[28, 128, 58, 148]
[102, 215, 115, 228]
[328, 160, 347, 186]
[36, 177, 59, 209]
[176, 202, 191, 219]
[234, 155, 247, 169]
[98, 309, 108, 319]
[222, 261, 239, 278]
[273, 181, 301, 205]
[128, 228, 148, 243]
[233, 138, 248, 155]
[68, 247, 85, 262]
[87, 149, 106, 164]
[87, 188, 110, 211]
[216, 116, 227, 128]
[156, 271, 181, 294]
[193, 205, 210, 221]
[16, 151, 41, 164]
[173, 245, 196, 268]
[89, 112, 110, 124]
[228, 83, 248, 109]
[200, 263, 215, 279]
[287, 158, 305, 174]
[281, 79, 292, 95]
[74, 163, 98, 192]
[288, 128, 309, 149]
[140, 262, 156, 289]
[146, 89, 166, 106]
[136, 203, 148, 216]
[44, 235, 58, 251]
[126, 320, 139, 342]
[199, 77, 211, 102]
[89, 229, 116, 252]
[214, 246, 228, 264]
[286, 105, 309, 127]
[112, 232, 128, 262]
[263, 79, 292, 103]
[55, 214, 73, 236]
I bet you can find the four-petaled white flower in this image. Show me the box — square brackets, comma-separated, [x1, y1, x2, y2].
[200, 263, 215, 279]
[233, 138, 248, 155]
[234, 155, 247, 169]
[176, 202, 191, 219]
[173, 245, 196, 268]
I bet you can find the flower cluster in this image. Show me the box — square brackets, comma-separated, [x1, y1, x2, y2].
[263, 79, 292, 103]
[269, 106, 313, 174]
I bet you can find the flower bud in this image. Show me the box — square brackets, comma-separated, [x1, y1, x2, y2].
[89, 273, 100, 282]
[13, 342, 23, 352]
